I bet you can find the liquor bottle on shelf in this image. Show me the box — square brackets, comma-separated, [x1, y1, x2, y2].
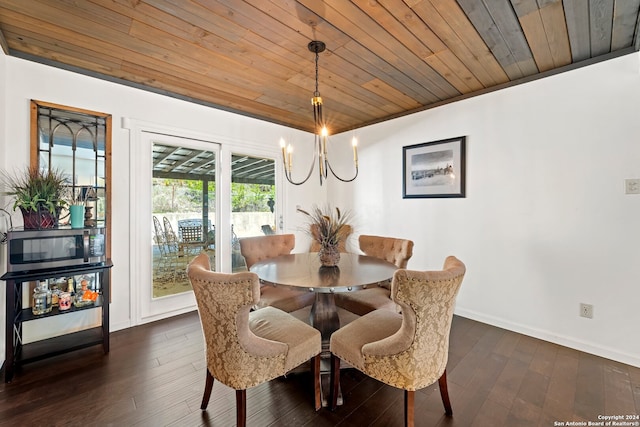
[74, 276, 97, 307]
[32, 280, 52, 315]
[51, 284, 60, 307]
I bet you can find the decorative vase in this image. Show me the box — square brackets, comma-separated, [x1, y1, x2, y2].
[70, 204, 84, 228]
[84, 206, 96, 227]
[20, 206, 59, 229]
[319, 244, 340, 267]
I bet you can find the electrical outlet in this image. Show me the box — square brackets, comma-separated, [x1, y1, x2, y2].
[580, 303, 593, 319]
[625, 179, 640, 194]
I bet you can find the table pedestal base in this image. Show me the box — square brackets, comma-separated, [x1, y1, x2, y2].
[310, 293, 339, 350]
[289, 300, 358, 406]
[320, 364, 343, 407]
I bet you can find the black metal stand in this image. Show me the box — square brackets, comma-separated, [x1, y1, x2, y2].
[1, 260, 113, 382]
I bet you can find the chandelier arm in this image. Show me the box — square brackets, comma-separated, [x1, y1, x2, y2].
[319, 134, 329, 183]
[282, 142, 318, 186]
[313, 103, 323, 135]
[325, 158, 359, 183]
[318, 151, 325, 186]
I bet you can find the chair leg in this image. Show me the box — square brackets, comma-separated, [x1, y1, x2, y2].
[404, 390, 415, 427]
[236, 389, 247, 427]
[200, 369, 215, 410]
[329, 353, 341, 411]
[311, 354, 321, 411]
[438, 369, 453, 416]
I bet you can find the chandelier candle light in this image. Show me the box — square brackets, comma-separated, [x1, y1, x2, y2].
[280, 41, 359, 186]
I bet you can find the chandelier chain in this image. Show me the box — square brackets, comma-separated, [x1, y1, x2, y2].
[314, 50, 319, 97]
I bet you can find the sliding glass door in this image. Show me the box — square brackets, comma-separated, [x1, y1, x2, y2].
[152, 142, 217, 297]
[230, 152, 277, 271]
[129, 124, 283, 324]
[138, 132, 220, 321]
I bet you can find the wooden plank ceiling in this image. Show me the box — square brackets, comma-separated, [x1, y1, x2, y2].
[1, 0, 639, 135]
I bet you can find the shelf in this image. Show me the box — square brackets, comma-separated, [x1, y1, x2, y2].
[17, 297, 103, 323]
[3, 260, 112, 382]
[1, 260, 113, 282]
[17, 327, 105, 365]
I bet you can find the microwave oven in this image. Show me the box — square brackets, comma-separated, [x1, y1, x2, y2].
[6, 228, 106, 273]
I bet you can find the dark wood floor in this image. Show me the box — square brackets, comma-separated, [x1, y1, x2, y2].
[1, 311, 638, 426]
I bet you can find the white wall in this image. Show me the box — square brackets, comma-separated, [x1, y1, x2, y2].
[1, 49, 639, 369]
[329, 52, 640, 367]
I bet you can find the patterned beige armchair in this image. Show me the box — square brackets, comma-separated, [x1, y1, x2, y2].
[187, 252, 322, 426]
[335, 234, 414, 315]
[329, 256, 466, 427]
[239, 234, 315, 312]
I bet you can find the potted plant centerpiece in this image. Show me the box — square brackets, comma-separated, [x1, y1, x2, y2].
[298, 205, 352, 267]
[1, 166, 68, 229]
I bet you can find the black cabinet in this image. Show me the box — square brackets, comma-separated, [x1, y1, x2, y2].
[1, 260, 113, 382]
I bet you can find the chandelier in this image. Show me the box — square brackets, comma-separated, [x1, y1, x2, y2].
[280, 41, 358, 186]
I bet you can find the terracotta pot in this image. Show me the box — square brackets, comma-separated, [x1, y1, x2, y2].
[319, 244, 340, 267]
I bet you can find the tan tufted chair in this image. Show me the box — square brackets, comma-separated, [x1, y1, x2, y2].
[187, 252, 322, 427]
[308, 224, 353, 253]
[335, 234, 414, 315]
[329, 256, 466, 426]
[239, 234, 315, 312]
[358, 234, 414, 268]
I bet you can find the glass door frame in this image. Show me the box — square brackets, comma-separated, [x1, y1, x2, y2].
[126, 119, 284, 326]
[220, 142, 284, 268]
[139, 131, 220, 323]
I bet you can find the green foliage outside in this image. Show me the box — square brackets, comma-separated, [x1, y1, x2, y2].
[231, 183, 275, 212]
[152, 178, 275, 213]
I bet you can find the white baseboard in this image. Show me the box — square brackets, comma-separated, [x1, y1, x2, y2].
[110, 319, 133, 333]
[455, 307, 640, 368]
[139, 306, 197, 325]
[110, 307, 197, 335]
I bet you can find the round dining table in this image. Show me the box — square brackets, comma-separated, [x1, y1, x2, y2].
[249, 252, 398, 342]
[250, 252, 398, 406]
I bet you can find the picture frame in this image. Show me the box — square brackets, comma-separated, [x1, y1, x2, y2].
[402, 136, 466, 198]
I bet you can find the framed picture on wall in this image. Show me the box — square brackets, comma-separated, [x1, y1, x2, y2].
[402, 136, 466, 198]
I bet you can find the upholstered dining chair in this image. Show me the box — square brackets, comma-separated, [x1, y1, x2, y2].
[335, 234, 414, 315]
[239, 234, 315, 312]
[329, 256, 466, 426]
[187, 252, 322, 427]
[308, 224, 353, 253]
